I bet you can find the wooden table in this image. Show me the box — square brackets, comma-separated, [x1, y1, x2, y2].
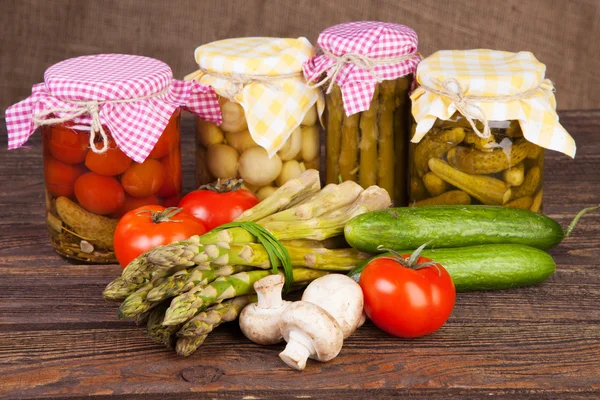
[1, 112, 599, 399]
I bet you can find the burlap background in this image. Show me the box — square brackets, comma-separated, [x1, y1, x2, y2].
[1, 0, 598, 113]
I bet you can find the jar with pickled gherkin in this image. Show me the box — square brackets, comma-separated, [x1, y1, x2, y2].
[186, 37, 324, 200]
[410, 50, 576, 213]
[304, 22, 421, 205]
[5, 54, 222, 263]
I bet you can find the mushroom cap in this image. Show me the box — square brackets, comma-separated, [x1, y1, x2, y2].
[301, 274, 364, 339]
[239, 302, 289, 345]
[279, 301, 344, 363]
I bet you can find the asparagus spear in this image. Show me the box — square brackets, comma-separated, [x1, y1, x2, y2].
[359, 85, 380, 188]
[235, 169, 321, 222]
[103, 276, 142, 302]
[262, 185, 392, 240]
[146, 302, 179, 348]
[377, 80, 397, 197]
[257, 181, 363, 223]
[163, 268, 328, 326]
[326, 85, 344, 184]
[339, 108, 360, 182]
[118, 277, 167, 319]
[147, 264, 251, 302]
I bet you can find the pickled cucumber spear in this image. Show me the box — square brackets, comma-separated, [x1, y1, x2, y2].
[377, 80, 397, 196]
[359, 85, 380, 188]
[326, 85, 343, 184]
[163, 268, 328, 326]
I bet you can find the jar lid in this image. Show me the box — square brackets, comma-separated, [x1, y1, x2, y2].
[411, 50, 576, 158]
[186, 38, 324, 157]
[303, 21, 421, 116]
[6, 54, 222, 163]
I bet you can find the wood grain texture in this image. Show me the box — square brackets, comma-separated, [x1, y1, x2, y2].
[0, 112, 599, 399]
[1, 0, 599, 113]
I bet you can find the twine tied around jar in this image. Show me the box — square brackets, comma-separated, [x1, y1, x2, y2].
[419, 78, 544, 139]
[31, 87, 170, 154]
[307, 49, 417, 94]
[198, 68, 304, 100]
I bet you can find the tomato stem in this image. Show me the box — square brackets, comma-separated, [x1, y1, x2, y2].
[376, 242, 442, 276]
[135, 207, 184, 224]
[198, 178, 245, 193]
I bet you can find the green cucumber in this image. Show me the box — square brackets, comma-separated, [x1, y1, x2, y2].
[344, 205, 597, 252]
[348, 244, 556, 292]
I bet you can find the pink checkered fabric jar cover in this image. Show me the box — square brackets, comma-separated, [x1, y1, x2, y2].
[5, 54, 222, 163]
[303, 22, 420, 116]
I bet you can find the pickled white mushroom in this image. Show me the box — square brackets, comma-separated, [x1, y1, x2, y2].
[196, 119, 224, 147]
[220, 100, 248, 133]
[256, 185, 278, 200]
[207, 144, 239, 179]
[301, 105, 318, 126]
[301, 125, 319, 162]
[225, 129, 258, 154]
[238, 147, 282, 186]
[276, 160, 306, 187]
[277, 127, 302, 161]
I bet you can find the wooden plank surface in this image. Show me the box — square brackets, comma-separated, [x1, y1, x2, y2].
[0, 112, 599, 399]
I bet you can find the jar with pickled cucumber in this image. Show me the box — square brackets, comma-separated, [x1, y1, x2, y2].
[5, 54, 222, 263]
[303, 22, 421, 205]
[409, 116, 544, 212]
[410, 50, 577, 213]
[186, 37, 324, 200]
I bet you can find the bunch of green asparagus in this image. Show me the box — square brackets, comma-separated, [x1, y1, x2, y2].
[103, 170, 391, 356]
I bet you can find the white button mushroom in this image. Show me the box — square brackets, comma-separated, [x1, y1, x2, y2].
[277, 127, 303, 161]
[301, 274, 364, 339]
[278, 301, 344, 371]
[239, 274, 291, 345]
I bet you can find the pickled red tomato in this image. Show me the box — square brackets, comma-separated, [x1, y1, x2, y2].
[85, 141, 132, 176]
[149, 116, 180, 159]
[74, 172, 125, 215]
[113, 194, 160, 218]
[121, 159, 166, 198]
[48, 126, 90, 164]
[156, 150, 182, 198]
[44, 156, 86, 197]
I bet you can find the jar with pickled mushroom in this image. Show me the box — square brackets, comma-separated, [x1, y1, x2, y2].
[5, 54, 222, 263]
[303, 22, 421, 205]
[410, 50, 576, 213]
[186, 37, 324, 199]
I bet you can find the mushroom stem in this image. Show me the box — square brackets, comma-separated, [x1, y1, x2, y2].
[279, 329, 315, 371]
[255, 274, 286, 309]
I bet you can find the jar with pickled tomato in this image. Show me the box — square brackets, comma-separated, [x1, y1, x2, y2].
[6, 54, 222, 263]
[185, 37, 324, 200]
[410, 50, 577, 213]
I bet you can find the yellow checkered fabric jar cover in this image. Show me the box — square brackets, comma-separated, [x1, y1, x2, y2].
[186, 37, 324, 157]
[411, 50, 575, 158]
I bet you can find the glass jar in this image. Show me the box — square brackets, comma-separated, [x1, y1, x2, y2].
[195, 97, 320, 200]
[42, 110, 182, 263]
[325, 76, 412, 205]
[409, 114, 544, 212]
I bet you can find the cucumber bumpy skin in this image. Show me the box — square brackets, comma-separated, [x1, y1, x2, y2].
[348, 244, 556, 292]
[344, 205, 565, 252]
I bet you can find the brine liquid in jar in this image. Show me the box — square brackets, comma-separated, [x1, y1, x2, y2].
[42, 110, 182, 263]
[409, 115, 544, 213]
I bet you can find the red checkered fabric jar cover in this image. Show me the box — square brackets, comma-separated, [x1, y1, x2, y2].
[303, 22, 420, 116]
[5, 54, 222, 163]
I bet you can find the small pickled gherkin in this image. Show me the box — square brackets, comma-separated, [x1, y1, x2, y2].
[325, 76, 413, 205]
[409, 115, 545, 213]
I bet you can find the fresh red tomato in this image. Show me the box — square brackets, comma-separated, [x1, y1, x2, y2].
[85, 140, 132, 176]
[74, 172, 125, 215]
[359, 247, 456, 338]
[178, 179, 259, 230]
[114, 205, 206, 268]
[44, 156, 86, 198]
[47, 126, 90, 164]
[121, 158, 165, 197]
